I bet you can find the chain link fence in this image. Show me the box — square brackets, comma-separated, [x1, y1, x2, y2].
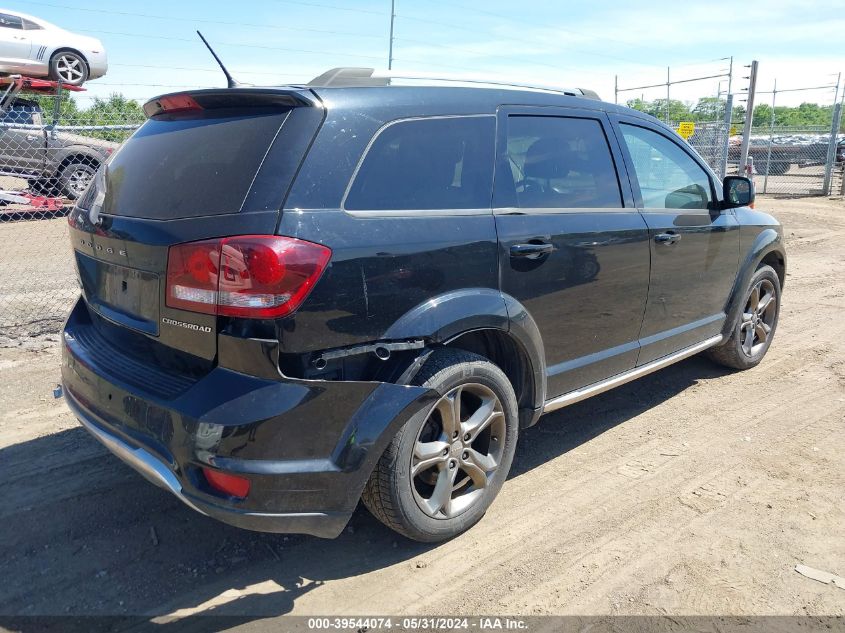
[739, 126, 844, 196]
[681, 119, 732, 179]
[0, 89, 142, 342]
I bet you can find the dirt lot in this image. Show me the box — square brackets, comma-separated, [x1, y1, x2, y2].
[0, 196, 843, 626]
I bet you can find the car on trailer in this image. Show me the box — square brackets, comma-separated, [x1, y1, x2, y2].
[0, 9, 107, 86]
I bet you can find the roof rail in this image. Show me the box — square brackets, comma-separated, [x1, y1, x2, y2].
[306, 67, 601, 100]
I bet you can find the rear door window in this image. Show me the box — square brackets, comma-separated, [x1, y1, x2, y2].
[344, 115, 495, 211]
[505, 115, 623, 209]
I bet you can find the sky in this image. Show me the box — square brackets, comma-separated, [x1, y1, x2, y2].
[7, 0, 845, 109]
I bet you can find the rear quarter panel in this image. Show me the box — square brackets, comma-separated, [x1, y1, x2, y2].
[278, 91, 501, 355]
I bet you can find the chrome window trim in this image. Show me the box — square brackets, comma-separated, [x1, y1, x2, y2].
[493, 206, 633, 216]
[345, 207, 492, 218]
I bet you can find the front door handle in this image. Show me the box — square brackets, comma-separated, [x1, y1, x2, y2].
[510, 242, 554, 259]
[654, 232, 681, 245]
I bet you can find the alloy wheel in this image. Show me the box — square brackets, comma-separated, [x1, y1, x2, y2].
[411, 383, 506, 519]
[56, 54, 85, 84]
[67, 168, 93, 197]
[740, 278, 777, 356]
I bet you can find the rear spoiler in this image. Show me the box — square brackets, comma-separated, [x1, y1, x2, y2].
[143, 88, 317, 118]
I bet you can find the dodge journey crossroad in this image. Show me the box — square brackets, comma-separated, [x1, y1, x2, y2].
[61, 68, 785, 542]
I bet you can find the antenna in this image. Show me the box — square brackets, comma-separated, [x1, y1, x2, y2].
[196, 30, 241, 89]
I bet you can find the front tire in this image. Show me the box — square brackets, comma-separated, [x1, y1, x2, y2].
[706, 265, 781, 369]
[49, 51, 89, 86]
[362, 349, 519, 542]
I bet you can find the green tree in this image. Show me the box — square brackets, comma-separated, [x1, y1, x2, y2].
[29, 92, 144, 142]
[626, 98, 692, 122]
[752, 103, 774, 127]
[32, 91, 78, 123]
[691, 97, 725, 121]
[73, 93, 145, 142]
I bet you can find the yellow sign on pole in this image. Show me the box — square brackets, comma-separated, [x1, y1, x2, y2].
[677, 121, 695, 139]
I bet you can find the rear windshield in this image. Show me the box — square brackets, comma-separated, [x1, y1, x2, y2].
[97, 108, 290, 219]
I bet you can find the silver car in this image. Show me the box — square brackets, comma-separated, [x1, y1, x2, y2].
[0, 9, 107, 86]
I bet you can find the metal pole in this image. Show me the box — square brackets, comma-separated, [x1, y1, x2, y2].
[822, 101, 842, 195]
[763, 79, 776, 194]
[739, 60, 759, 176]
[717, 56, 734, 179]
[727, 56, 733, 99]
[666, 66, 670, 124]
[719, 93, 733, 178]
[50, 79, 62, 140]
[387, 0, 395, 70]
[614, 74, 618, 104]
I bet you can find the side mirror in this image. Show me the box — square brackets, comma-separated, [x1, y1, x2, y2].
[723, 176, 755, 209]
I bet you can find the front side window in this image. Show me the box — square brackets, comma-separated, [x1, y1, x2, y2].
[620, 124, 713, 210]
[345, 116, 495, 211]
[506, 115, 623, 209]
[0, 13, 23, 29]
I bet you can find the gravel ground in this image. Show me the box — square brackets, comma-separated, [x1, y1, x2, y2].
[0, 196, 843, 629]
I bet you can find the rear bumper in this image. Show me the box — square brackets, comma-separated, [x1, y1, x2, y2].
[67, 394, 347, 537]
[86, 51, 108, 79]
[62, 300, 436, 538]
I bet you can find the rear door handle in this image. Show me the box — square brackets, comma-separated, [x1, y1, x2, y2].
[654, 232, 681, 245]
[510, 242, 554, 258]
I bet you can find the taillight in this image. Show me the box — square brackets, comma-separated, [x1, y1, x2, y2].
[166, 235, 331, 319]
[202, 468, 250, 498]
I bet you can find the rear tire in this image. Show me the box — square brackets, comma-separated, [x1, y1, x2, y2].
[706, 265, 781, 370]
[59, 161, 97, 200]
[49, 51, 89, 86]
[361, 348, 519, 542]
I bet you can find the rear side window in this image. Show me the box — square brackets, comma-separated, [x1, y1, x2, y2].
[345, 116, 495, 211]
[99, 108, 290, 219]
[506, 115, 623, 209]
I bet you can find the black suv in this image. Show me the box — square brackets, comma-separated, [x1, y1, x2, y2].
[62, 69, 786, 542]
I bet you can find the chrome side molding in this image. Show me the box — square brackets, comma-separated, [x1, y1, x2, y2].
[542, 335, 723, 414]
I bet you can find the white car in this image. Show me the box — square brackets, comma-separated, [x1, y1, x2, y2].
[0, 9, 107, 86]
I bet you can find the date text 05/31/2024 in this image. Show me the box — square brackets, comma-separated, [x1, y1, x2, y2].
[306, 617, 528, 630]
